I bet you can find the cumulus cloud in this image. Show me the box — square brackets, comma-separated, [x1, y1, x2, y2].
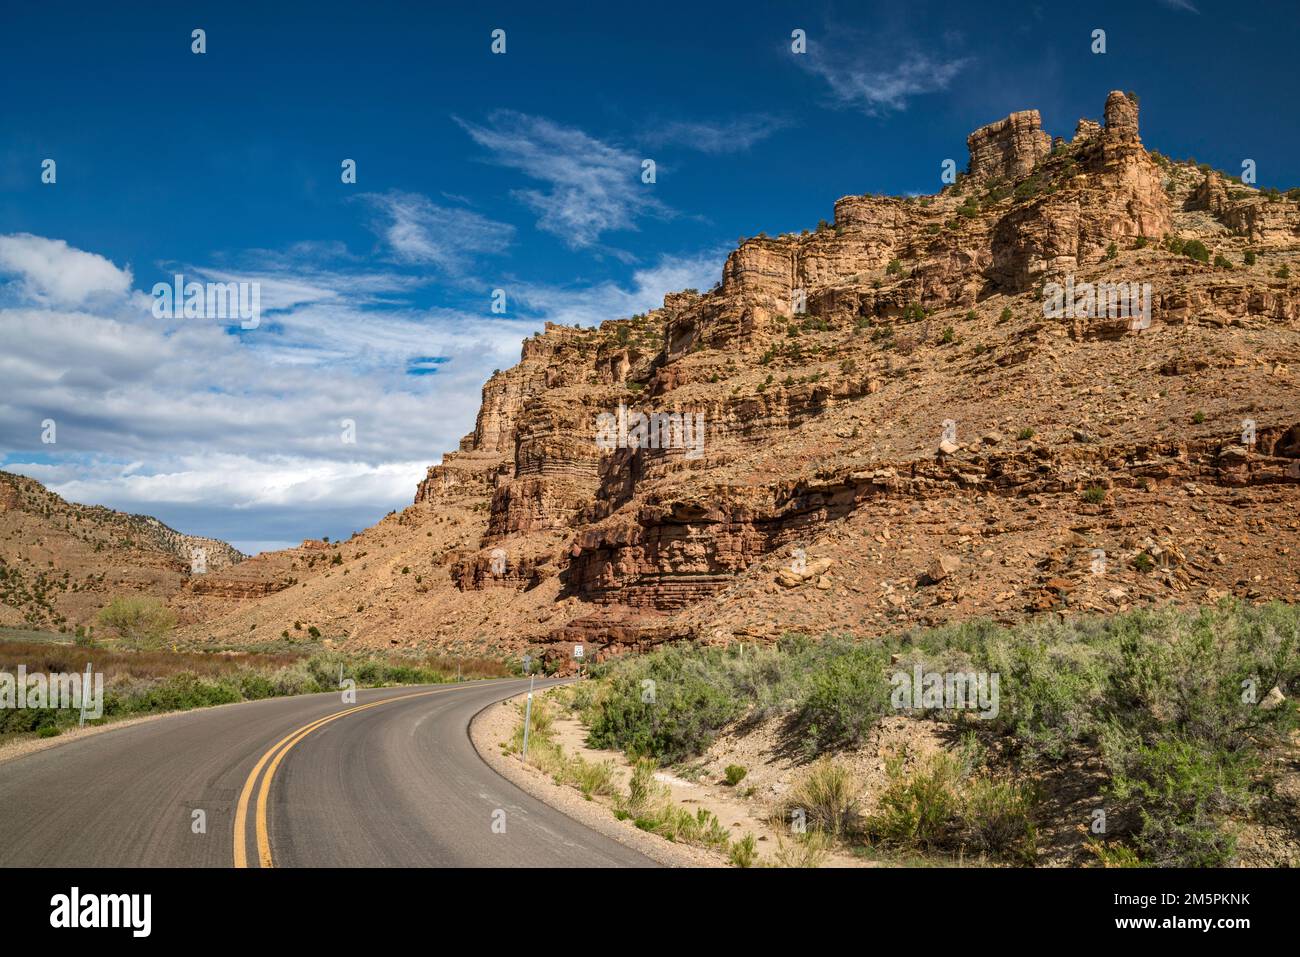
[0, 233, 133, 305]
[455, 111, 672, 250]
[0, 232, 719, 551]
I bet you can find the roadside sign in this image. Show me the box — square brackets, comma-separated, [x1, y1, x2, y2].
[573, 644, 584, 660]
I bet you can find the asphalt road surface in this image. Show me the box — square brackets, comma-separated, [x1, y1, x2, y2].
[0, 678, 655, 867]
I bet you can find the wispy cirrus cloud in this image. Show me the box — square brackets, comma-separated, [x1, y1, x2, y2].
[1156, 0, 1199, 12]
[454, 111, 672, 251]
[797, 33, 970, 116]
[641, 114, 791, 154]
[358, 190, 514, 275]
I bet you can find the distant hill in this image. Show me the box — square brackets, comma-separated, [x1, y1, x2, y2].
[0, 470, 244, 632]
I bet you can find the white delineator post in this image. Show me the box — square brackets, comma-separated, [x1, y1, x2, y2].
[79, 661, 92, 727]
[521, 673, 535, 760]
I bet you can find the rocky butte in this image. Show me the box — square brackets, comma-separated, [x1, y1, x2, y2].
[181, 92, 1300, 670]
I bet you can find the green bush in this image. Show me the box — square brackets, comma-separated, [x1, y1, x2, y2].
[867, 752, 963, 848]
[794, 646, 892, 752]
[724, 764, 747, 786]
[1103, 732, 1252, 867]
[729, 833, 758, 867]
[579, 603, 1300, 867]
[96, 596, 176, 648]
[582, 647, 747, 763]
[962, 776, 1038, 862]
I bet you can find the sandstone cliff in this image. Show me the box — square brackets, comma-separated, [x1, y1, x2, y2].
[178, 92, 1300, 669]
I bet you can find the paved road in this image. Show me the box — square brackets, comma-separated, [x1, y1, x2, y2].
[0, 679, 655, 867]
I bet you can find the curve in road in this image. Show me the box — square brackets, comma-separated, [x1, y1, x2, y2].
[0, 678, 654, 868]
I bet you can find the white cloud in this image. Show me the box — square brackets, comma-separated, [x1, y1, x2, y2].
[511, 249, 725, 328]
[25, 455, 429, 511]
[0, 233, 722, 546]
[642, 114, 791, 154]
[455, 111, 672, 250]
[359, 191, 514, 274]
[799, 39, 970, 116]
[0, 233, 133, 305]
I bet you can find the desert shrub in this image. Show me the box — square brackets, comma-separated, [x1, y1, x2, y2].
[634, 803, 729, 848]
[793, 646, 892, 752]
[581, 603, 1300, 866]
[622, 758, 661, 816]
[978, 631, 1109, 760]
[781, 758, 860, 836]
[729, 833, 758, 867]
[508, 695, 555, 753]
[566, 755, 618, 800]
[772, 830, 831, 868]
[96, 596, 176, 648]
[1102, 731, 1252, 867]
[866, 752, 964, 849]
[1081, 485, 1107, 504]
[1085, 841, 1145, 868]
[582, 646, 746, 763]
[724, 764, 747, 786]
[961, 776, 1038, 862]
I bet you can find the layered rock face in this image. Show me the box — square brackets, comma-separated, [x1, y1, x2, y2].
[177, 91, 1300, 669]
[988, 91, 1172, 288]
[966, 110, 1052, 183]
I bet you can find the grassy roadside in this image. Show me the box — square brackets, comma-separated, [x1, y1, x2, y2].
[563, 601, 1300, 867]
[502, 692, 769, 866]
[0, 638, 512, 743]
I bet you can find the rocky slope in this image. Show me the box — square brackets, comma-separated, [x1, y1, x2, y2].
[0, 470, 244, 632]
[180, 91, 1300, 666]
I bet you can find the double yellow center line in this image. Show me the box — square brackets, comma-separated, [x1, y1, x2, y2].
[232, 687, 454, 868]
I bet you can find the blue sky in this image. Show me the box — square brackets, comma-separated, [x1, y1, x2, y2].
[2, 1, 1297, 553]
